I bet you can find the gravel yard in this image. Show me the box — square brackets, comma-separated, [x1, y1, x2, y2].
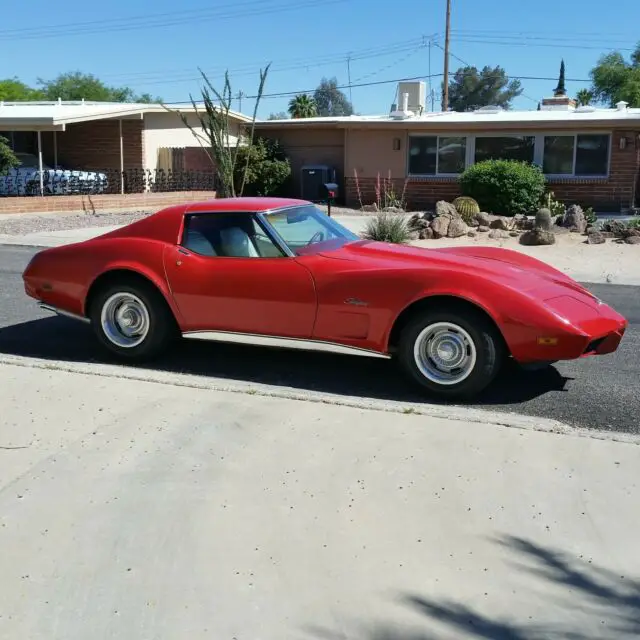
[0, 203, 370, 236]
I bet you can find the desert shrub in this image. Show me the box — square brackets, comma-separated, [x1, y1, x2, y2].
[459, 159, 546, 217]
[233, 137, 291, 197]
[452, 196, 480, 223]
[584, 206, 597, 225]
[361, 213, 412, 244]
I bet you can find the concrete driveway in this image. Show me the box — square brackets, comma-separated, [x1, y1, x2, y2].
[1, 362, 639, 639]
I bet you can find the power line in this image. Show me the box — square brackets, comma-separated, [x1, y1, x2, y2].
[0, 0, 349, 41]
[171, 70, 591, 104]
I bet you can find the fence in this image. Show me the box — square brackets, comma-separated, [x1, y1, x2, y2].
[0, 168, 219, 197]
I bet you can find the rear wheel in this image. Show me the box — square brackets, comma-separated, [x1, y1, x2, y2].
[89, 280, 176, 360]
[396, 307, 504, 400]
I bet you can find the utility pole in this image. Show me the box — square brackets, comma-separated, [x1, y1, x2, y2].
[236, 90, 245, 112]
[428, 37, 434, 112]
[346, 54, 353, 105]
[442, 0, 451, 111]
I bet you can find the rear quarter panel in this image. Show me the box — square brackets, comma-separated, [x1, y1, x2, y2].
[24, 237, 180, 322]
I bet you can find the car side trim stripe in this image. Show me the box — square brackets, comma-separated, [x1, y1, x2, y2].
[182, 330, 391, 359]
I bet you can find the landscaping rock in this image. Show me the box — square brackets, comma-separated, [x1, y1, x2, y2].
[468, 218, 480, 227]
[431, 216, 450, 238]
[408, 230, 420, 241]
[435, 200, 460, 218]
[488, 229, 509, 240]
[383, 206, 406, 214]
[475, 212, 492, 227]
[477, 225, 490, 233]
[562, 204, 587, 233]
[552, 224, 570, 235]
[624, 236, 640, 245]
[509, 230, 520, 237]
[419, 227, 434, 240]
[490, 216, 511, 231]
[447, 217, 468, 238]
[467, 230, 477, 238]
[587, 231, 606, 245]
[361, 204, 378, 213]
[519, 229, 556, 246]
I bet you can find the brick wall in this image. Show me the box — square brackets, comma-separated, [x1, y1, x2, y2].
[345, 130, 640, 212]
[41, 120, 144, 171]
[0, 191, 216, 215]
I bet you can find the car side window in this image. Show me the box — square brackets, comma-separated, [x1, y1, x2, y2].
[181, 213, 285, 258]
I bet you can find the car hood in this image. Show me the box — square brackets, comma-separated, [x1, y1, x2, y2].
[320, 240, 597, 299]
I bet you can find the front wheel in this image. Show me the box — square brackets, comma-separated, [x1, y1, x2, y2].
[90, 281, 176, 361]
[396, 307, 504, 400]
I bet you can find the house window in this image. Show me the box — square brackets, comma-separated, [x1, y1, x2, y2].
[474, 136, 535, 164]
[408, 135, 467, 175]
[542, 134, 610, 176]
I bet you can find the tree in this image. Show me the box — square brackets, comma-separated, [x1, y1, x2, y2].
[444, 65, 523, 111]
[167, 64, 271, 198]
[288, 94, 317, 118]
[268, 111, 289, 120]
[554, 59, 566, 96]
[36, 71, 161, 103]
[234, 137, 291, 196]
[313, 77, 353, 116]
[0, 78, 44, 101]
[0, 135, 19, 175]
[589, 42, 640, 107]
[575, 88, 594, 106]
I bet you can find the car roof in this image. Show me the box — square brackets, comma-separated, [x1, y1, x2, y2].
[94, 197, 313, 245]
[184, 197, 310, 214]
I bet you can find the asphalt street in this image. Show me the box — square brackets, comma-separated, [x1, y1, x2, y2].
[1, 244, 638, 434]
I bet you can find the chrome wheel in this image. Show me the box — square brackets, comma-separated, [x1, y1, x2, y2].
[413, 321, 477, 386]
[100, 292, 150, 348]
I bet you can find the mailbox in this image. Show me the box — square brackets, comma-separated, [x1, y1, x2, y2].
[321, 182, 339, 200]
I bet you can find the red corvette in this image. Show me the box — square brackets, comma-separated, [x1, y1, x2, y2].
[22, 197, 627, 399]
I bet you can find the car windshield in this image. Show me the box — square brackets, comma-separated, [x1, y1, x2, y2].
[262, 205, 359, 256]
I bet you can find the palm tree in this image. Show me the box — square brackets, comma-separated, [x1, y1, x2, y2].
[576, 89, 594, 107]
[288, 94, 317, 119]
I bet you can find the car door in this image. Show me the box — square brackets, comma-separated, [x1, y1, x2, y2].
[163, 211, 318, 338]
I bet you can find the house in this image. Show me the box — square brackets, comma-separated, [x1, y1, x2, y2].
[255, 82, 640, 212]
[0, 100, 251, 211]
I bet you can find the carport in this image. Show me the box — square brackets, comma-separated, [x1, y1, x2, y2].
[0, 100, 149, 195]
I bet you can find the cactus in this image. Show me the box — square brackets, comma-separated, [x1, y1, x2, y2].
[535, 207, 553, 231]
[452, 196, 481, 224]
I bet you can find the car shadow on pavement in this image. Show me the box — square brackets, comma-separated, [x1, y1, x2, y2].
[305, 535, 640, 640]
[0, 315, 572, 407]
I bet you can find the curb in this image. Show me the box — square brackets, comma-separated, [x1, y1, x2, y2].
[1, 353, 639, 445]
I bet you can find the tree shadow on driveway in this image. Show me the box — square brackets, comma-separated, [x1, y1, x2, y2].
[305, 535, 640, 640]
[0, 315, 572, 408]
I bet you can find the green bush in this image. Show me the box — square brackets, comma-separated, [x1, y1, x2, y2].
[233, 137, 291, 197]
[361, 213, 412, 244]
[0, 135, 19, 175]
[459, 159, 546, 217]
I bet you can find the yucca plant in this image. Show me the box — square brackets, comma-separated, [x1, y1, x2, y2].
[452, 196, 480, 223]
[361, 213, 412, 244]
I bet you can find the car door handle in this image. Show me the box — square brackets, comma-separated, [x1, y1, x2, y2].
[177, 248, 191, 256]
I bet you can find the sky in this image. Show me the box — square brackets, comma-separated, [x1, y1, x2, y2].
[2, 0, 639, 118]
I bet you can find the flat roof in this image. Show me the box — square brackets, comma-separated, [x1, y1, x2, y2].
[256, 105, 640, 129]
[0, 100, 252, 130]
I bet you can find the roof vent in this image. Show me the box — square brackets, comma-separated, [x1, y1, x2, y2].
[473, 105, 504, 114]
[616, 100, 629, 111]
[389, 91, 413, 119]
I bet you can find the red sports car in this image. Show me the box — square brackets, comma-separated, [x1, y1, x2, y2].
[22, 197, 627, 400]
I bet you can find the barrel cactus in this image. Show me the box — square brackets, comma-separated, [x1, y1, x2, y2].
[535, 207, 552, 231]
[452, 196, 481, 224]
